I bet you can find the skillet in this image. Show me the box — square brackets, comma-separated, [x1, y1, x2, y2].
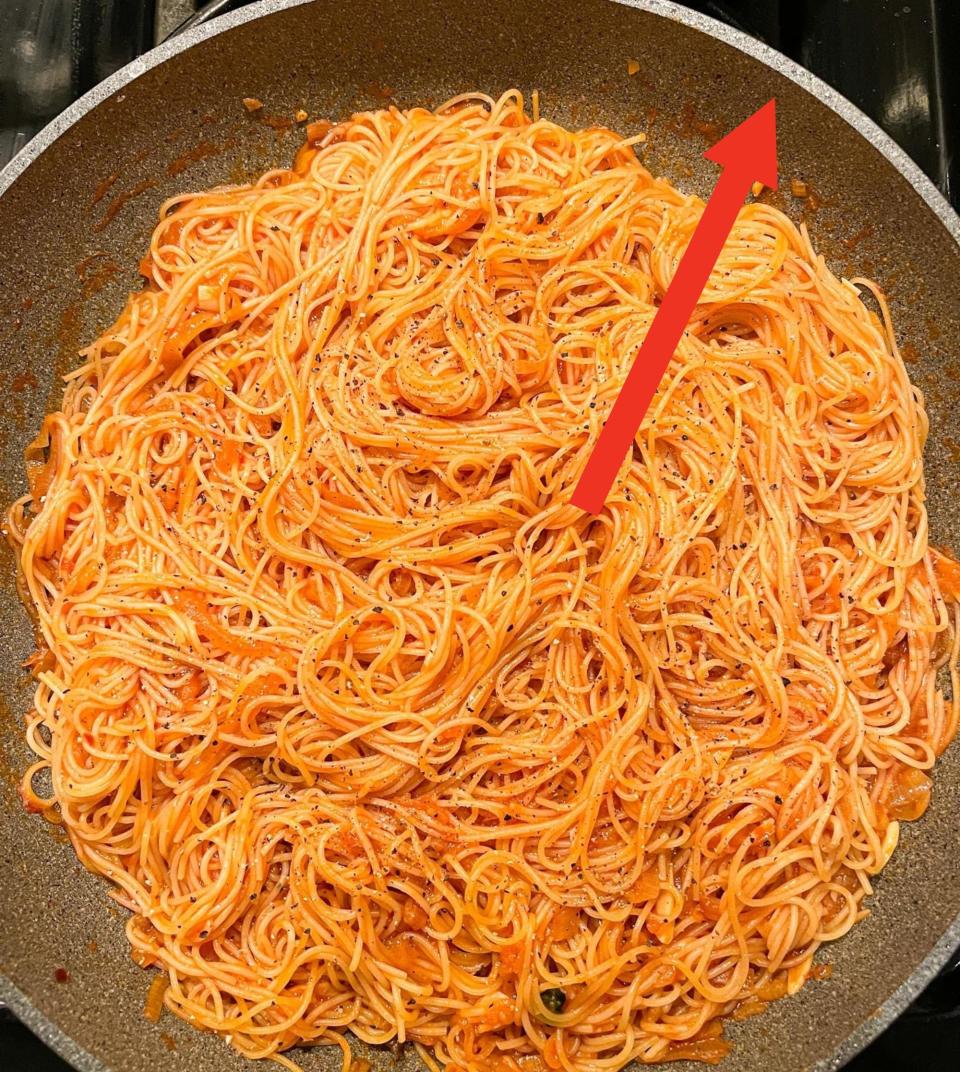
[0, 2, 959, 1070]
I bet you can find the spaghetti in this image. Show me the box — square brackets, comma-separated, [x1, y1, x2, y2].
[10, 90, 960, 1071]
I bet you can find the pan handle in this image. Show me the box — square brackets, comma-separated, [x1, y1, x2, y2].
[165, 0, 239, 39]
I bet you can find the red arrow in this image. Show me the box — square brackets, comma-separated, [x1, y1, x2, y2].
[572, 99, 778, 513]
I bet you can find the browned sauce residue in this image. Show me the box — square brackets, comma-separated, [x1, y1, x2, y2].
[44, 812, 68, 839]
[0, 696, 27, 793]
[87, 940, 98, 954]
[926, 315, 941, 340]
[844, 224, 874, 250]
[900, 341, 920, 365]
[262, 114, 294, 133]
[731, 995, 767, 1021]
[677, 102, 719, 141]
[76, 253, 119, 299]
[58, 303, 83, 363]
[942, 435, 960, 465]
[11, 371, 38, 393]
[94, 180, 156, 232]
[166, 140, 220, 177]
[90, 172, 119, 206]
[76, 254, 102, 276]
[160, 1033, 177, 1052]
[49, 271, 96, 413]
[227, 160, 255, 186]
[364, 81, 394, 101]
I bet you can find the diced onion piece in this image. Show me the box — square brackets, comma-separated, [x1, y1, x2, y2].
[197, 284, 219, 311]
[879, 819, 901, 869]
[143, 973, 169, 1022]
[786, 956, 812, 996]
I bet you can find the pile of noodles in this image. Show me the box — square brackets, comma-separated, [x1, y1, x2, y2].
[10, 91, 960, 1071]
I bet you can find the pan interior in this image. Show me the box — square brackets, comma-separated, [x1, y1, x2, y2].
[0, 2, 958, 1072]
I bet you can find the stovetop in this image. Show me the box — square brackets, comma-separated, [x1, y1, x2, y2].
[1, 1, 959, 1070]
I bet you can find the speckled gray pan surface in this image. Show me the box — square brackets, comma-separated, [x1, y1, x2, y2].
[0, 2, 958, 1071]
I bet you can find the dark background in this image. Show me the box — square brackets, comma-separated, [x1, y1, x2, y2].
[1, 1, 958, 1069]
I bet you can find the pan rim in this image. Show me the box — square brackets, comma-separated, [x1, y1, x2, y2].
[1, 0, 959, 252]
[1, 2, 959, 1071]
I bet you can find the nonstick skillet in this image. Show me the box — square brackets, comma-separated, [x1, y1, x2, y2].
[1, 2, 959, 1071]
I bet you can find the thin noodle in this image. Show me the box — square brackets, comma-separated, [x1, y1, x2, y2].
[9, 91, 959, 1071]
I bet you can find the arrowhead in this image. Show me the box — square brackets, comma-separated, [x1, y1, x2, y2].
[703, 98, 778, 189]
